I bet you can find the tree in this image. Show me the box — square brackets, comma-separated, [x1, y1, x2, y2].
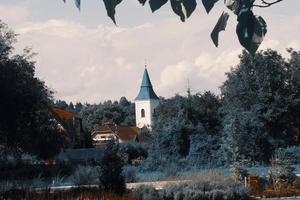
[119, 141, 148, 165]
[62, 0, 285, 54]
[74, 102, 83, 114]
[0, 21, 64, 158]
[79, 97, 135, 132]
[54, 100, 68, 110]
[98, 142, 126, 195]
[221, 49, 300, 163]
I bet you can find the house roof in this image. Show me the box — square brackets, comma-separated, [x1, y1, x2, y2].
[135, 67, 159, 101]
[50, 106, 81, 121]
[93, 123, 142, 142]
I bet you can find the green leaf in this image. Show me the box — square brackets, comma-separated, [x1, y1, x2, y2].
[170, 0, 197, 22]
[138, 0, 147, 5]
[201, 0, 219, 14]
[103, 0, 123, 24]
[236, 11, 267, 55]
[225, 0, 255, 15]
[149, 0, 168, 12]
[211, 12, 229, 47]
[75, 0, 80, 11]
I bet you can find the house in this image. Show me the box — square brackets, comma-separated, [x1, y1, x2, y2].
[50, 106, 88, 148]
[91, 123, 143, 148]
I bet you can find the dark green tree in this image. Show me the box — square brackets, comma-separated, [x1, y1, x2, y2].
[0, 21, 64, 158]
[74, 102, 83, 114]
[79, 97, 135, 132]
[98, 142, 126, 195]
[54, 100, 68, 110]
[221, 49, 300, 163]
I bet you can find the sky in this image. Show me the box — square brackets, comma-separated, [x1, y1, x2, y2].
[0, 0, 300, 103]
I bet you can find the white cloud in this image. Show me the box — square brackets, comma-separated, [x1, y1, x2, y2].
[2, 2, 300, 103]
[0, 5, 28, 25]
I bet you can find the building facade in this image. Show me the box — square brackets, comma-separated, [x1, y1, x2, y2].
[91, 123, 142, 148]
[135, 67, 160, 128]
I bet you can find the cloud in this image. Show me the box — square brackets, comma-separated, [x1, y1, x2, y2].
[2, 2, 300, 103]
[0, 5, 28, 25]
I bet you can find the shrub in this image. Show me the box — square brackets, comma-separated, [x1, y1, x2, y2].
[268, 154, 297, 189]
[98, 142, 126, 195]
[275, 146, 300, 164]
[71, 165, 99, 185]
[132, 186, 159, 200]
[119, 142, 148, 165]
[230, 161, 249, 182]
[123, 165, 137, 183]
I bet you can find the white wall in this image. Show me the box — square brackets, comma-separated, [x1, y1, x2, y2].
[135, 99, 159, 128]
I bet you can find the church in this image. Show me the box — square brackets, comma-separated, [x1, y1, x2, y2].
[135, 67, 160, 128]
[91, 66, 159, 146]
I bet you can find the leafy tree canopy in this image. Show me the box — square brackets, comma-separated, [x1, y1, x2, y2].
[0, 21, 64, 158]
[79, 97, 135, 132]
[221, 49, 300, 163]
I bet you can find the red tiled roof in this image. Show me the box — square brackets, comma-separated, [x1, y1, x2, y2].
[51, 106, 81, 121]
[95, 123, 141, 142]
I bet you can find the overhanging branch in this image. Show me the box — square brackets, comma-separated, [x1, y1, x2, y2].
[253, 0, 284, 8]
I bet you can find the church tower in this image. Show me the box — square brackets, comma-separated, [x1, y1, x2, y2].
[135, 67, 159, 129]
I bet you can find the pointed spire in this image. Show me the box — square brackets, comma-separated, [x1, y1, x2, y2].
[141, 68, 153, 87]
[135, 67, 159, 101]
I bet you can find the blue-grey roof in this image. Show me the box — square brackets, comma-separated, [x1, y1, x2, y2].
[135, 68, 159, 101]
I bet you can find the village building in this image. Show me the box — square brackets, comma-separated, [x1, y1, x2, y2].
[50, 106, 88, 148]
[91, 123, 142, 147]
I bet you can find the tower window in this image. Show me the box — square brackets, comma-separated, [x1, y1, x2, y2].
[141, 109, 145, 118]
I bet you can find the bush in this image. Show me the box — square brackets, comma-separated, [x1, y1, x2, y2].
[132, 180, 252, 200]
[0, 160, 74, 180]
[132, 186, 159, 200]
[268, 153, 297, 189]
[119, 142, 148, 165]
[230, 161, 249, 182]
[98, 143, 126, 195]
[275, 146, 300, 164]
[123, 165, 137, 183]
[71, 165, 99, 185]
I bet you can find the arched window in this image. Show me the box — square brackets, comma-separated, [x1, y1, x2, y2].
[141, 109, 145, 118]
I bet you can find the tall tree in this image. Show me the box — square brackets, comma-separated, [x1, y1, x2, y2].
[221, 49, 300, 163]
[98, 142, 126, 195]
[0, 21, 64, 158]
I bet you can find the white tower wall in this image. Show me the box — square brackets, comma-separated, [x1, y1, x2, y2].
[135, 99, 159, 128]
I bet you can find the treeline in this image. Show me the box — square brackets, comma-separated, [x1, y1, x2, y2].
[53, 97, 135, 132]
[142, 49, 300, 171]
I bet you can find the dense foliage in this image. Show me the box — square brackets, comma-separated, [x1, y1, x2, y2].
[221, 49, 300, 163]
[54, 100, 83, 114]
[0, 21, 64, 158]
[139, 49, 300, 171]
[98, 142, 126, 195]
[79, 97, 135, 132]
[141, 92, 223, 171]
[132, 178, 253, 200]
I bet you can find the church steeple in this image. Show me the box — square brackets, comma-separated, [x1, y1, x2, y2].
[135, 67, 159, 101]
[135, 66, 160, 129]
